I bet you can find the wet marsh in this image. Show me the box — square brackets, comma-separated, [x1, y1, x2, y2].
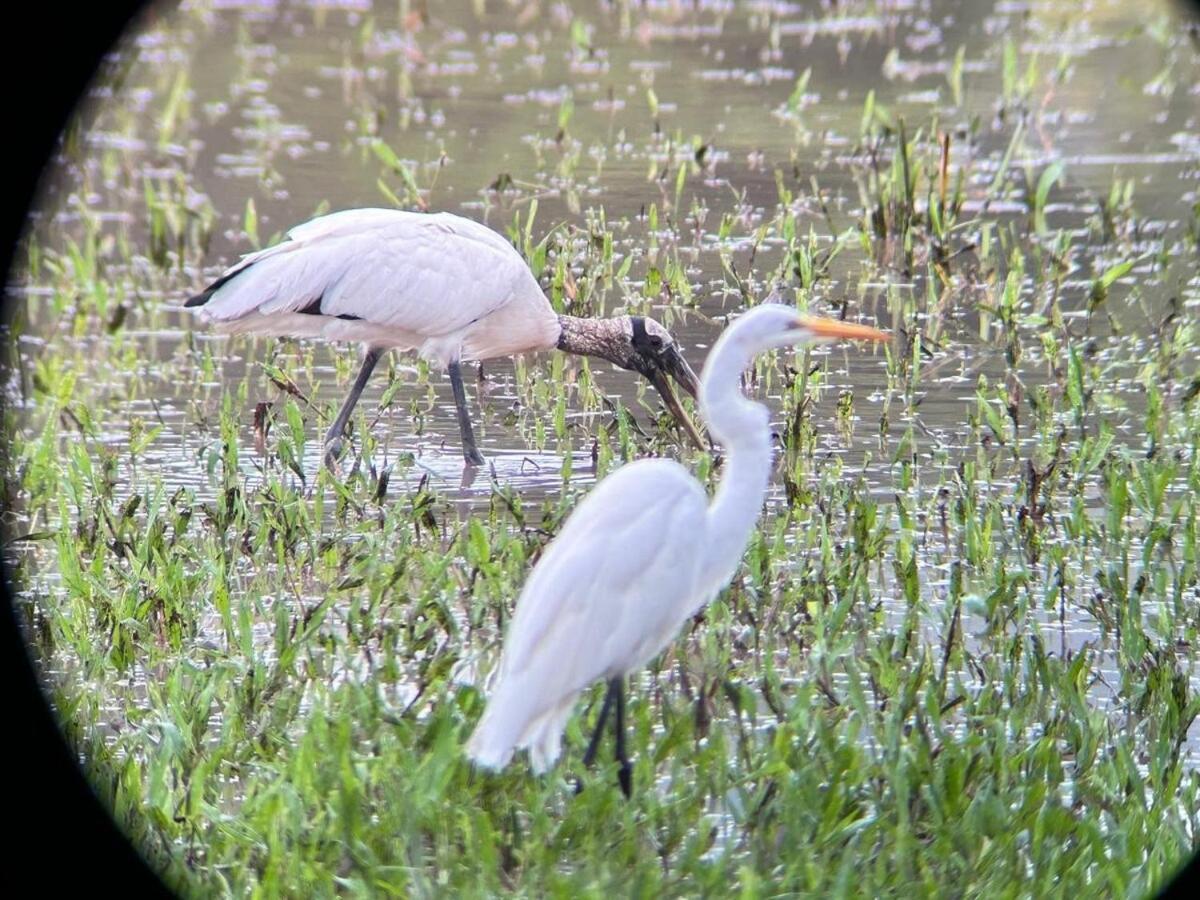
[4, 0, 1200, 894]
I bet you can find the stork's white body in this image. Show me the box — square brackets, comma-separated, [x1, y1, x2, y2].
[187, 207, 706, 467]
[193, 208, 560, 367]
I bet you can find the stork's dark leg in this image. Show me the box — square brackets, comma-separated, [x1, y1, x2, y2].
[448, 359, 485, 465]
[323, 348, 381, 469]
[613, 677, 632, 798]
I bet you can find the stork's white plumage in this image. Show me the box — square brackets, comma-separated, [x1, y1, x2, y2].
[466, 305, 890, 795]
[192, 210, 559, 364]
[187, 208, 704, 467]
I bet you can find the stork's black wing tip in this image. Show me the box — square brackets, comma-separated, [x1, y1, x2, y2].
[185, 264, 247, 307]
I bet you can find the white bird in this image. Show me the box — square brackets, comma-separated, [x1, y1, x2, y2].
[466, 304, 888, 795]
[185, 208, 704, 467]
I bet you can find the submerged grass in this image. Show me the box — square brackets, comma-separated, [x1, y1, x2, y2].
[13, 359, 1200, 895]
[5, 0, 1200, 895]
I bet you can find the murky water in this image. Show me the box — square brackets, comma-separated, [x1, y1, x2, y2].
[17, 0, 1194, 494]
[6, 0, 1200, 809]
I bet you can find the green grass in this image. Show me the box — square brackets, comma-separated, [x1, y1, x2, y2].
[13, 364, 1200, 895]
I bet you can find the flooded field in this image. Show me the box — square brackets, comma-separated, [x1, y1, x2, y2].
[4, 0, 1200, 894]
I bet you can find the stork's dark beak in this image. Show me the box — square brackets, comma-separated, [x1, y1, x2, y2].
[648, 345, 706, 450]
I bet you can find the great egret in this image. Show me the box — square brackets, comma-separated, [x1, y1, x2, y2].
[185, 208, 704, 467]
[466, 304, 888, 795]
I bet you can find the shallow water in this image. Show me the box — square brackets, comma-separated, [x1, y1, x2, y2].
[22, 0, 1194, 483]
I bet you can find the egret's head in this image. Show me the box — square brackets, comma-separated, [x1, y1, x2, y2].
[696, 302, 889, 448]
[617, 315, 705, 449]
[724, 304, 890, 353]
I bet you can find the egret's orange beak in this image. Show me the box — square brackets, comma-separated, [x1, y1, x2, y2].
[793, 315, 890, 343]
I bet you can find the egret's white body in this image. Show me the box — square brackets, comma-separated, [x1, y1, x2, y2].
[186, 208, 703, 465]
[467, 306, 888, 785]
[471, 460, 709, 772]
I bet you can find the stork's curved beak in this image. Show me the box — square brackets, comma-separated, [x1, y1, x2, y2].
[648, 345, 706, 450]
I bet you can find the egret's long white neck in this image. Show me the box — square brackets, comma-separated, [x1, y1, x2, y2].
[696, 332, 778, 592]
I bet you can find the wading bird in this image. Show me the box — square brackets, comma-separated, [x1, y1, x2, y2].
[466, 304, 888, 795]
[185, 208, 704, 467]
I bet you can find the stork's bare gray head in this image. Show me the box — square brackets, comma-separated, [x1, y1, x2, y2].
[555, 313, 705, 449]
[619, 316, 704, 450]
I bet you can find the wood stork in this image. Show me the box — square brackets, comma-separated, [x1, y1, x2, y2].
[466, 304, 888, 795]
[185, 208, 704, 467]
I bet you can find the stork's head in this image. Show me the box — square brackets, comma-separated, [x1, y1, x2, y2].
[612, 315, 705, 449]
[556, 313, 704, 449]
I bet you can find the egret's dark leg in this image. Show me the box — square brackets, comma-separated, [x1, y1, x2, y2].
[448, 359, 485, 465]
[575, 678, 619, 795]
[581, 681, 619, 767]
[323, 348, 381, 469]
[613, 677, 632, 798]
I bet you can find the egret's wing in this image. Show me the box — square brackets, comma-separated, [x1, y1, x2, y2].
[467, 458, 709, 771]
[496, 459, 709, 699]
[193, 209, 538, 339]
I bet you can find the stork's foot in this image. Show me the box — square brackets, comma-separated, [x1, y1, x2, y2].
[463, 445, 486, 467]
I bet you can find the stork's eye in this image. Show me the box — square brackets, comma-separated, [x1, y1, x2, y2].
[647, 335, 664, 351]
